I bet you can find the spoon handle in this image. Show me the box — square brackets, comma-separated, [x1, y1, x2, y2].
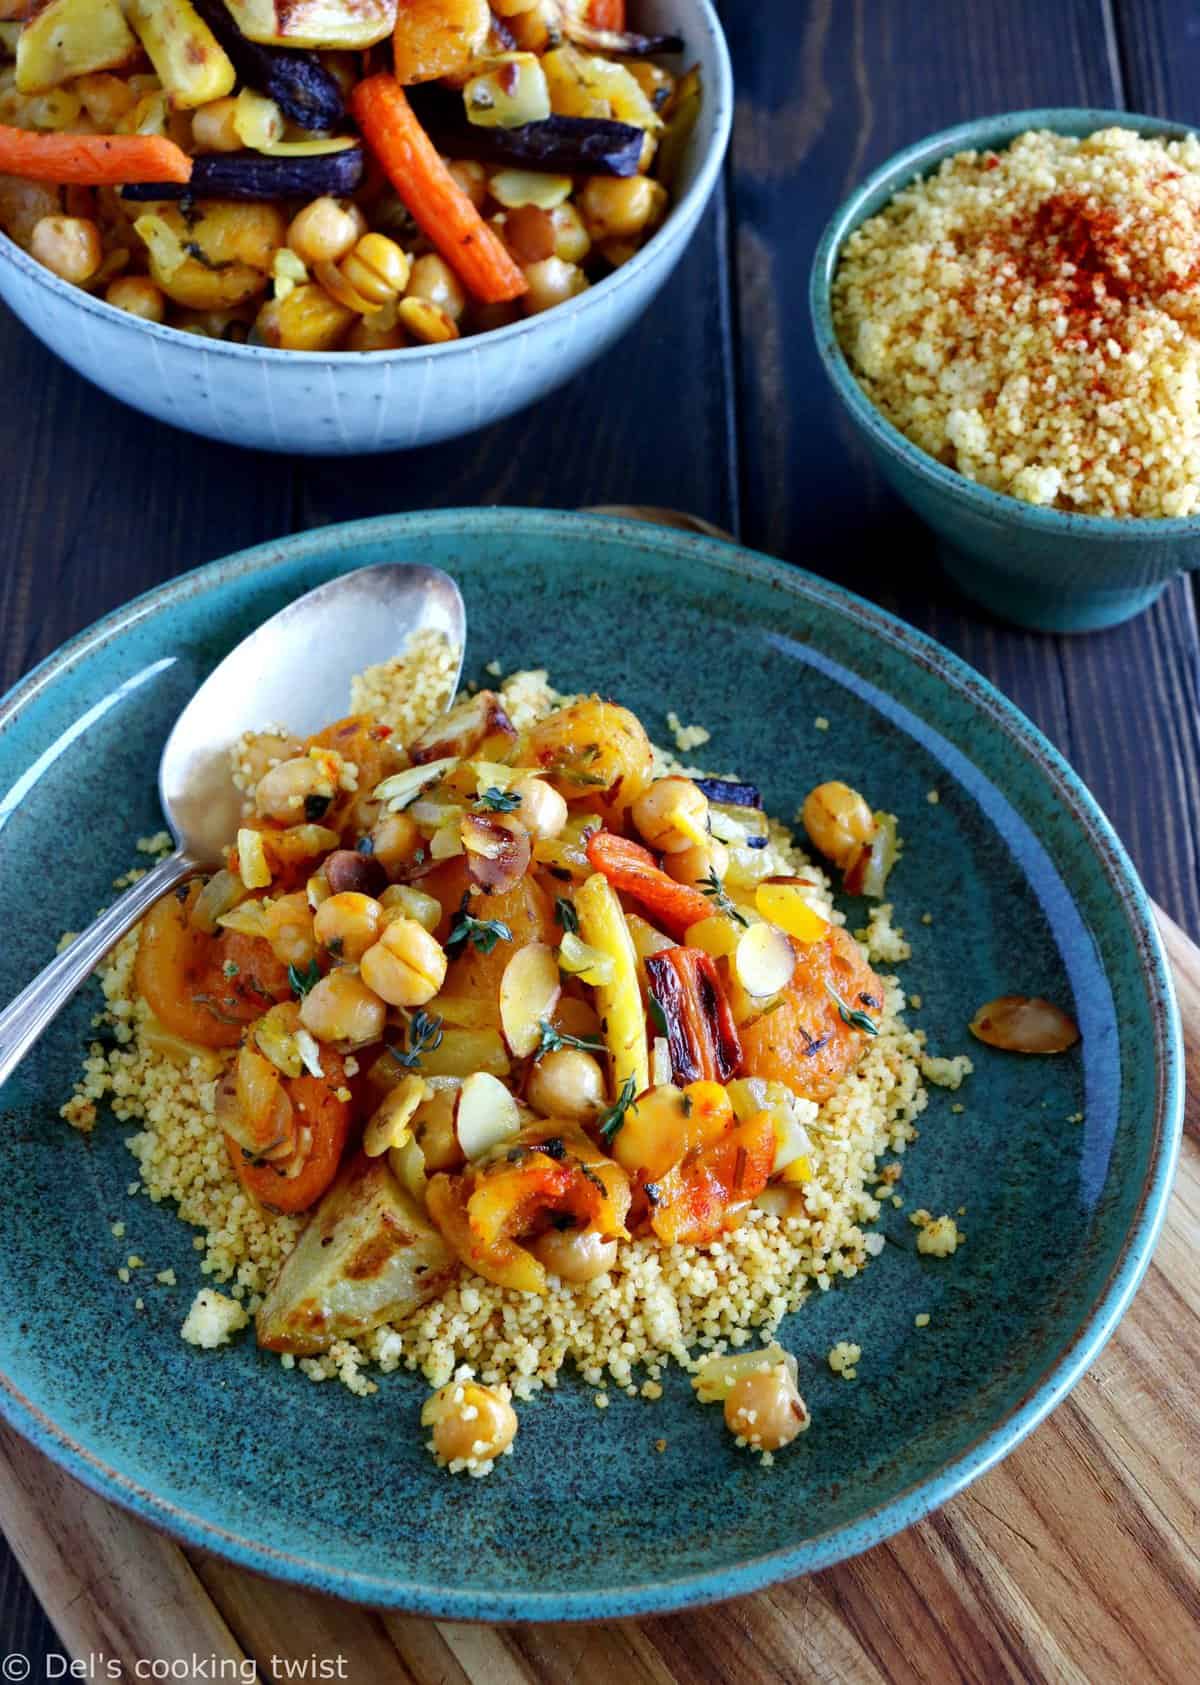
[0, 849, 199, 1090]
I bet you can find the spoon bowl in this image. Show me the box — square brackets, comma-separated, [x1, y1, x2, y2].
[0, 563, 464, 1088]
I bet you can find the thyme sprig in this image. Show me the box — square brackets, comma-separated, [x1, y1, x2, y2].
[598, 1073, 638, 1142]
[825, 981, 880, 1036]
[699, 869, 749, 927]
[445, 894, 513, 958]
[535, 1019, 607, 1059]
[387, 1008, 445, 1069]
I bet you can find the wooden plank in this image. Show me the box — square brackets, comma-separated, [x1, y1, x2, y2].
[293, 203, 740, 535]
[724, 0, 1200, 937]
[0, 318, 294, 695]
[0, 906, 1192, 1681]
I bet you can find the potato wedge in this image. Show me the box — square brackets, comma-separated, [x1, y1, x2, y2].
[223, 0, 397, 50]
[256, 1152, 455, 1354]
[16, 0, 138, 95]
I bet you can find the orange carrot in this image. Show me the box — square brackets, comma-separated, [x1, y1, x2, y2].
[589, 0, 627, 26]
[0, 125, 193, 185]
[585, 831, 715, 938]
[350, 74, 527, 304]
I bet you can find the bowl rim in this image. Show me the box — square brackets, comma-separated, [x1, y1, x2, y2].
[809, 105, 1200, 538]
[0, 507, 1184, 1619]
[0, 0, 732, 367]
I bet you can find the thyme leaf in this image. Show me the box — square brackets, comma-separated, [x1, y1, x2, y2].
[387, 1008, 445, 1069]
[554, 896, 580, 935]
[535, 1018, 607, 1059]
[445, 894, 513, 958]
[288, 959, 321, 999]
[825, 981, 880, 1036]
[598, 1073, 638, 1142]
[475, 786, 522, 813]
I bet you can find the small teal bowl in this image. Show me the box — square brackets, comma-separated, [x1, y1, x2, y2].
[0, 510, 1183, 1616]
[811, 109, 1200, 634]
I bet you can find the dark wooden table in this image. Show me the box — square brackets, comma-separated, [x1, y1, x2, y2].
[3, 0, 1200, 1667]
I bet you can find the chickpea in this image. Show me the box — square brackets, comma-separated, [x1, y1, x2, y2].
[723, 1363, 809, 1452]
[313, 891, 383, 961]
[31, 215, 102, 284]
[405, 252, 466, 322]
[254, 284, 354, 353]
[421, 1380, 517, 1467]
[548, 202, 591, 265]
[254, 755, 333, 824]
[191, 96, 241, 152]
[322, 232, 411, 314]
[526, 1047, 606, 1124]
[579, 175, 668, 242]
[801, 781, 876, 869]
[286, 196, 365, 266]
[298, 969, 386, 1045]
[529, 1225, 617, 1283]
[105, 275, 165, 322]
[360, 917, 447, 1008]
[667, 837, 729, 888]
[261, 891, 316, 968]
[346, 318, 407, 352]
[510, 774, 567, 841]
[632, 777, 709, 854]
[521, 255, 588, 315]
[503, 203, 555, 265]
[398, 295, 458, 345]
[370, 809, 422, 875]
[447, 159, 488, 209]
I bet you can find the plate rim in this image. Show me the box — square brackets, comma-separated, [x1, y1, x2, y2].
[0, 508, 1184, 1619]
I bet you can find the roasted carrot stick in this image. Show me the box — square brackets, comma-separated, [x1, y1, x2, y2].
[585, 831, 715, 937]
[646, 947, 743, 1084]
[589, 0, 627, 27]
[0, 125, 193, 185]
[350, 74, 527, 304]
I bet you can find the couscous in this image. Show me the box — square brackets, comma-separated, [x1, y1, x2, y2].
[64, 633, 975, 1473]
[833, 127, 1200, 517]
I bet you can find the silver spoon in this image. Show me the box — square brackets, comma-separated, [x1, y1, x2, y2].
[0, 564, 465, 1089]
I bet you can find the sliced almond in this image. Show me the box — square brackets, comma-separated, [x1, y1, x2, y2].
[499, 941, 561, 1057]
[455, 1071, 521, 1160]
[373, 758, 458, 810]
[969, 995, 1080, 1054]
[735, 922, 796, 998]
[650, 1035, 672, 1087]
[364, 1075, 429, 1158]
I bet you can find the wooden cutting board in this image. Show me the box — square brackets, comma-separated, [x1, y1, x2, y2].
[0, 901, 1194, 1684]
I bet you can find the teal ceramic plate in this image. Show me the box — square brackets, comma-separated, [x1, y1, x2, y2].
[0, 511, 1182, 1619]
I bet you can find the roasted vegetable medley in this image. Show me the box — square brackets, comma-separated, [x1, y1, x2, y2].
[0, 0, 700, 348]
[122, 666, 904, 1468]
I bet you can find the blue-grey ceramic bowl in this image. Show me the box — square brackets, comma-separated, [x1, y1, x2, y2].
[0, 0, 731, 456]
[0, 510, 1182, 1618]
[811, 109, 1200, 634]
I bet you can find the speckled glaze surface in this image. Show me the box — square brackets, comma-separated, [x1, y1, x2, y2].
[0, 0, 730, 457]
[0, 511, 1181, 1618]
[811, 109, 1200, 633]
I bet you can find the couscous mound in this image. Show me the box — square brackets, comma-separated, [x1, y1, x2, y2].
[63, 637, 972, 1463]
[834, 127, 1200, 517]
